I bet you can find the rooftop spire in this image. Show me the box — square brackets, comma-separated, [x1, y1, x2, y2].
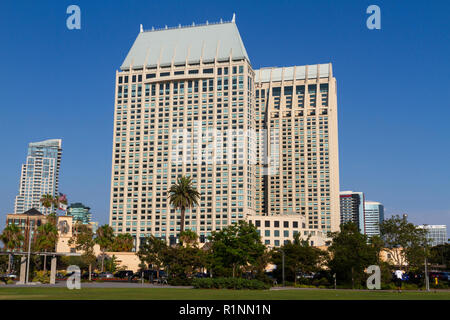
[139, 24, 143, 33]
[232, 13, 235, 23]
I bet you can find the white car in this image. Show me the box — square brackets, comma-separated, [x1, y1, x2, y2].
[99, 272, 114, 279]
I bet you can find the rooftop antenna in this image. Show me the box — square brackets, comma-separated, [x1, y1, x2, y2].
[192, 22, 195, 26]
[165, 25, 168, 29]
[139, 24, 143, 33]
[206, 20, 209, 25]
[232, 13, 236, 23]
[220, 18, 223, 23]
[152, 26, 154, 31]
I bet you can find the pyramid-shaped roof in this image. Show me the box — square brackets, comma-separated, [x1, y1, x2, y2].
[120, 21, 249, 70]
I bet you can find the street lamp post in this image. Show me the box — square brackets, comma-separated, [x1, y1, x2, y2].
[423, 224, 430, 292]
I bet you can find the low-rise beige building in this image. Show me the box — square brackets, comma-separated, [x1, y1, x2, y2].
[246, 214, 328, 248]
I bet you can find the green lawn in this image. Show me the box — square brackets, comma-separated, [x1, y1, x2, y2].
[0, 287, 449, 300]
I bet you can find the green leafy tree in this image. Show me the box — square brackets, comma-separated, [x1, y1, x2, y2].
[69, 224, 96, 280]
[369, 235, 385, 265]
[162, 245, 206, 280]
[208, 221, 266, 278]
[137, 235, 167, 279]
[327, 222, 378, 288]
[429, 243, 450, 268]
[95, 225, 115, 272]
[103, 255, 119, 273]
[111, 233, 134, 252]
[271, 233, 326, 285]
[0, 224, 24, 272]
[380, 215, 429, 272]
[168, 176, 200, 235]
[34, 222, 59, 271]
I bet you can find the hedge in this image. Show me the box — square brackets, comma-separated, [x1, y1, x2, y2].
[192, 277, 271, 290]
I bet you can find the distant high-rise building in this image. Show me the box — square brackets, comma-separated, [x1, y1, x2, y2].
[340, 191, 365, 233]
[67, 203, 92, 224]
[14, 139, 62, 215]
[364, 201, 384, 237]
[418, 225, 448, 247]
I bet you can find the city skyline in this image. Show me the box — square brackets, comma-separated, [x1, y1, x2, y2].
[0, 1, 449, 230]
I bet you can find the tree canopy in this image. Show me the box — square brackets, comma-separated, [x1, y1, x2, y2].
[208, 221, 266, 278]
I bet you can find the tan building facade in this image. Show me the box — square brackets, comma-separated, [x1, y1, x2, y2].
[254, 65, 340, 234]
[246, 214, 327, 248]
[109, 19, 340, 247]
[109, 21, 256, 246]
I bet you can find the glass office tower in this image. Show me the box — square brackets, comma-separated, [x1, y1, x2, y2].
[14, 139, 62, 215]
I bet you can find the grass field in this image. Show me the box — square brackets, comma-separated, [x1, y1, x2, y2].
[0, 287, 449, 300]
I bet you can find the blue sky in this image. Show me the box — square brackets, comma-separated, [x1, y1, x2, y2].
[0, 0, 449, 229]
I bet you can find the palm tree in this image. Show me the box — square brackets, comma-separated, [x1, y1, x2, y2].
[40, 194, 55, 212]
[1, 224, 25, 273]
[95, 225, 115, 272]
[34, 222, 59, 271]
[111, 233, 134, 252]
[168, 176, 200, 239]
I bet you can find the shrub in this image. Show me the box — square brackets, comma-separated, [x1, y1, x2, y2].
[168, 277, 193, 286]
[192, 277, 270, 290]
[312, 277, 330, 287]
[32, 271, 50, 284]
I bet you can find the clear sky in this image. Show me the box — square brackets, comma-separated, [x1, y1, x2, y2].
[0, 0, 449, 229]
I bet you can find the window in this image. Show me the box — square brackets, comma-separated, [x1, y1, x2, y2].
[265, 221, 270, 227]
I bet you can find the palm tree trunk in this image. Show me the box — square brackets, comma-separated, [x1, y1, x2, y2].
[89, 264, 92, 281]
[101, 253, 105, 273]
[180, 207, 186, 234]
[7, 254, 11, 273]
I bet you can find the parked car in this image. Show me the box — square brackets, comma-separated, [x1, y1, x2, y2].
[5, 273, 17, 280]
[194, 272, 209, 278]
[430, 271, 450, 282]
[82, 272, 99, 279]
[138, 270, 166, 281]
[99, 272, 114, 279]
[114, 270, 134, 279]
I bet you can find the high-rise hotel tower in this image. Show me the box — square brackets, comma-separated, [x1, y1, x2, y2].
[14, 139, 62, 215]
[109, 18, 340, 246]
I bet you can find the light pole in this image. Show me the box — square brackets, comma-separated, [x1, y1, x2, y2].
[424, 253, 430, 292]
[423, 224, 430, 292]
